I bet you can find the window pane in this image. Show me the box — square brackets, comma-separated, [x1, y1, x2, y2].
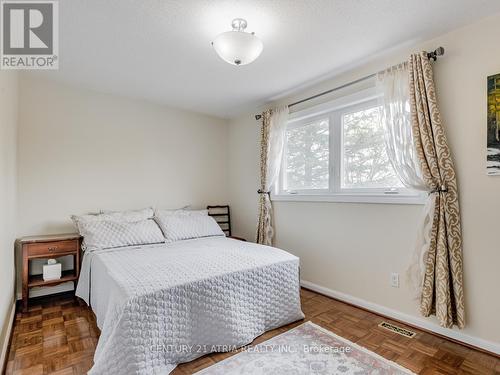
[284, 118, 329, 190]
[341, 106, 402, 189]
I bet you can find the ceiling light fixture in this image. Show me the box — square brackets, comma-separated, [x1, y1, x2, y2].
[211, 18, 263, 66]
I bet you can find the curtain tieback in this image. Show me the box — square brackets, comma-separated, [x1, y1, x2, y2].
[257, 189, 271, 195]
[429, 184, 448, 195]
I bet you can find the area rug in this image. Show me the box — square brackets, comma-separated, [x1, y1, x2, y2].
[195, 321, 415, 374]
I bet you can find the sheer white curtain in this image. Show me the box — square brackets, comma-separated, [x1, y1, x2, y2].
[265, 106, 289, 191]
[256, 105, 289, 245]
[376, 64, 434, 298]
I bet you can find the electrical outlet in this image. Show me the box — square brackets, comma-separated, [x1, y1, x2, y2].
[390, 272, 400, 288]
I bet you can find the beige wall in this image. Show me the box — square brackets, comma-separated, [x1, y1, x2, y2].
[229, 14, 500, 346]
[16, 75, 229, 295]
[17, 75, 229, 235]
[0, 72, 18, 365]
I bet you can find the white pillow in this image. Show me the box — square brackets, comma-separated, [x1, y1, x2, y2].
[72, 208, 165, 251]
[154, 209, 225, 243]
[76, 207, 154, 223]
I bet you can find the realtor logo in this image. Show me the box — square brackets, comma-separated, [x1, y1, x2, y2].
[1, 0, 58, 69]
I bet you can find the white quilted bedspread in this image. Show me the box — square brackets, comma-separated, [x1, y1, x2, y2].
[76, 237, 304, 374]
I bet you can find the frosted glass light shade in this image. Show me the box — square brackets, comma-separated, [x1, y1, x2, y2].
[212, 31, 263, 66]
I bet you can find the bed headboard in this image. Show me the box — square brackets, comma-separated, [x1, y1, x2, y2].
[206, 205, 231, 236]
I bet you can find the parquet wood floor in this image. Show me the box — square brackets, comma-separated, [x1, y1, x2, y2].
[5, 289, 500, 374]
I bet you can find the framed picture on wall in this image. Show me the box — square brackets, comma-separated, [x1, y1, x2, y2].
[487, 73, 500, 175]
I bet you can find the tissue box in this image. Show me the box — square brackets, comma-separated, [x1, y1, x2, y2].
[43, 261, 62, 281]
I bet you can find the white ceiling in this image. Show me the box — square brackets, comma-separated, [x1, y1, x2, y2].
[39, 0, 500, 118]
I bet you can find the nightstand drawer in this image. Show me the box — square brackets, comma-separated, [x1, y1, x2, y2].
[27, 240, 78, 257]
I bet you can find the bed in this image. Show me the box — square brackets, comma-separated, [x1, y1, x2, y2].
[75, 236, 304, 374]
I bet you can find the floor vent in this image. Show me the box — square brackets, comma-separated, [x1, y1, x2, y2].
[378, 321, 416, 338]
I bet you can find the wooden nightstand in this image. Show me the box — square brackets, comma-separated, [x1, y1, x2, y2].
[17, 233, 82, 312]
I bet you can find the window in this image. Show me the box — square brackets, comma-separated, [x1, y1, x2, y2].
[275, 88, 424, 204]
[284, 117, 329, 191]
[341, 103, 402, 190]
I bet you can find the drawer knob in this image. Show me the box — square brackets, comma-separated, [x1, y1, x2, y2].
[48, 247, 58, 251]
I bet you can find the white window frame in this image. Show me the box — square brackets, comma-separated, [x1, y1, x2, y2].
[273, 88, 426, 205]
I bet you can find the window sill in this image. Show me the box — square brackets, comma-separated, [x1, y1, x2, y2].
[271, 193, 426, 205]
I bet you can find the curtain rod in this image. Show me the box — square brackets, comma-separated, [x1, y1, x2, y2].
[254, 47, 445, 121]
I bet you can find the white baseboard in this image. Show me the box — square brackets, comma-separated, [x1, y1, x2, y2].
[0, 302, 16, 372]
[300, 279, 500, 356]
[16, 281, 74, 300]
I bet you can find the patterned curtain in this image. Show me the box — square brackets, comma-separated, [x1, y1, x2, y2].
[256, 106, 289, 245]
[408, 51, 465, 328]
